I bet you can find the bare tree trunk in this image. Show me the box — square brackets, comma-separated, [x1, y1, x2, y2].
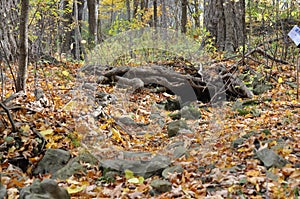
[140, 0, 146, 22]
[16, 0, 29, 92]
[98, 15, 103, 43]
[110, 0, 114, 24]
[204, 0, 245, 52]
[0, 0, 19, 63]
[87, 0, 98, 46]
[133, 0, 139, 19]
[191, 0, 200, 28]
[153, 0, 157, 28]
[60, 0, 73, 55]
[74, 0, 80, 60]
[125, 0, 131, 21]
[181, 0, 188, 33]
[161, 0, 167, 28]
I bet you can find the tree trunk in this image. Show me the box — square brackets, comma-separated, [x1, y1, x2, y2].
[204, 0, 245, 52]
[153, 0, 157, 28]
[133, 0, 139, 19]
[191, 0, 200, 28]
[16, 0, 29, 92]
[125, 0, 131, 21]
[72, 0, 87, 60]
[60, 0, 73, 55]
[0, 0, 19, 63]
[87, 0, 98, 46]
[181, 0, 188, 33]
[161, 0, 167, 28]
[140, 0, 147, 22]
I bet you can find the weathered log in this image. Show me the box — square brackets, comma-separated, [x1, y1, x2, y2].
[82, 64, 253, 104]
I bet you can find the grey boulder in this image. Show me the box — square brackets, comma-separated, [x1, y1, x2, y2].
[19, 179, 69, 199]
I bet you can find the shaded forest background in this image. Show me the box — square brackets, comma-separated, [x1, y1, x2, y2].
[1, 0, 300, 68]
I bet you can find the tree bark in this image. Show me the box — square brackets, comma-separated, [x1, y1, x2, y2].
[0, 0, 19, 63]
[181, 0, 188, 33]
[73, 0, 87, 60]
[16, 0, 29, 92]
[87, 0, 98, 46]
[133, 0, 139, 19]
[140, 0, 147, 22]
[204, 0, 245, 52]
[125, 0, 131, 21]
[153, 0, 158, 28]
[161, 0, 167, 28]
[88, 64, 254, 103]
[60, 0, 73, 55]
[191, 0, 200, 28]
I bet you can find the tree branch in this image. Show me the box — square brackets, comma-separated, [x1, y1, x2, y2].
[0, 102, 17, 132]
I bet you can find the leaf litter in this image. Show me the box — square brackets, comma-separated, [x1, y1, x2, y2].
[0, 60, 299, 198]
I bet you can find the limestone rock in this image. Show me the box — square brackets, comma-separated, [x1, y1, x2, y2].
[150, 179, 172, 193]
[167, 120, 188, 137]
[0, 183, 7, 199]
[33, 149, 70, 176]
[162, 165, 184, 179]
[19, 179, 70, 199]
[256, 148, 288, 168]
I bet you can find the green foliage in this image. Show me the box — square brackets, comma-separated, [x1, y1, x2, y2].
[28, 0, 75, 54]
[186, 27, 217, 55]
[108, 17, 131, 36]
[67, 133, 81, 147]
[98, 175, 115, 183]
[124, 169, 144, 184]
[108, 16, 145, 36]
[294, 186, 299, 198]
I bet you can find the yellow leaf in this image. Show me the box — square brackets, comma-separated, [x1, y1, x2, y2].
[62, 70, 69, 77]
[228, 185, 236, 193]
[290, 170, 300, 178]
[21, 125, 30, 132]
[278, 77, 283, 84]
[67, 185, 85, 194]
[8, 146, 16, 153]
[138, 176, 144, 184]
[111, 128, 121, 142]
[62, 100, 77, 111]
[125, 169, 134, 179]
[66, 178, 81, 185]
[100, 123, 110, 130]
[281, 147, 293, 156]
[246, 170, 260, 177]
[128, 177, 139, 184]
[40, 129, 54, 136]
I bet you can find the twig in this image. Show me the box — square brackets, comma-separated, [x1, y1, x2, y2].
[1, 67, 4, 101]
[245, 47, 289, 64]
[297, 52, 299, 100]
[2, 92, 26, 104]
[0, 40, 17, 91]
[0, 101, 17, 132]
[41, 64, 55, 106]
[257, 36, 284, 48]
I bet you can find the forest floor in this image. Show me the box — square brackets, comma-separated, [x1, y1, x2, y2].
[0, 58, 299, 198]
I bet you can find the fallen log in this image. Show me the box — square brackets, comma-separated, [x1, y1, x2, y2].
[81, 64, 253, 104]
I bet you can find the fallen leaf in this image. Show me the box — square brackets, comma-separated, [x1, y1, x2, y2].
[40, 129, 54, 136]
[67, 185, 86, 194]
[62, 70, 69, 77]
[128, 178, 139, 183]
[21, 125, 30, 132]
